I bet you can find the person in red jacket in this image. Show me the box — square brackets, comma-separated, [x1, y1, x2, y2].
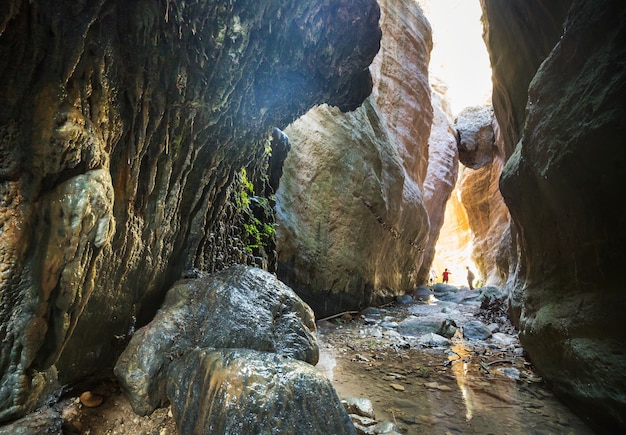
[442, 268, 451, 283]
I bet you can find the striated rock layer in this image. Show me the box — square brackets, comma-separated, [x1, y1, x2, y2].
[370, 0, 433, 186]
[276, 100, 428, 317]
[484, 0, 626, 430]
[0, 0, 381, 421]
[455, 107, 510, 287]
[416, 83, 459, 284]
[276, 0, 432, 316]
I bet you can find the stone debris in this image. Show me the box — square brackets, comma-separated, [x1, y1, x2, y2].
[342, 398, 376, 419]
[424, 382, 453, 392]
[79, 391, 104, 408]
[344, 397, 401, 435]
[389, 383, 405, 391]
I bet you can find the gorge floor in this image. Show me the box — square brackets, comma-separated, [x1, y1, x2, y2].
[51, 289, 595, 435]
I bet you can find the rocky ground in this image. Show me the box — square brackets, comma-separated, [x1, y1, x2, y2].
[1, 285, 596, 435]
[317, 285, 596, 434]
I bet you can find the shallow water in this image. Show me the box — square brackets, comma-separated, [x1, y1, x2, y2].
[316, 294, 596, 435]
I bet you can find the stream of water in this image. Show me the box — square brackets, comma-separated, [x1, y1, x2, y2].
[316, 288, 596, 435]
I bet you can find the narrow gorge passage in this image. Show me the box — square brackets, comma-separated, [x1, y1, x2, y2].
[1, 0, 625, 433]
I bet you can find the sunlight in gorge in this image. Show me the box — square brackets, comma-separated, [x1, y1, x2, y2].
[419, 0, 493, 286]
[418, 0, 492, 116]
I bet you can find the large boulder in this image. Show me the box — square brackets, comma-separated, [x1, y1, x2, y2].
[455, 105, 496, 170]
[114, 265, 318, 416]
[0, 0, 381, 421]
[485, 0, 626, 430]
[167, 348, 357, 435]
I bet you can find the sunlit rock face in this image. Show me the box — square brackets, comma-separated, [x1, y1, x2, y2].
[455, 107, 510, 287]
[276, 99, 428, 317]
[417, 83, 459, 284]
[0, 0, 381, 421]
[484, 0, 626, 430]
[276, 0, 432, 317]
[370, 0, 434, 186]
[167, 348, 357, 435]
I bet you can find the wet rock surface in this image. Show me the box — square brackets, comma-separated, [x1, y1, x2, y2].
[114, 265, 318, 416]
[168, 348, 356, 435]
[317, 285, 596, 435]
[3, 283, 597, 434]
[0, 0, 381, 421]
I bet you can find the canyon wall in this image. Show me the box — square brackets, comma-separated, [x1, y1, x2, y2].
[416, 83, 458, 285]
[482, 0, 626, 430]
[456, 106, 510, 286]
[0, 0, 381, 421]
[275, 0, 433, 316]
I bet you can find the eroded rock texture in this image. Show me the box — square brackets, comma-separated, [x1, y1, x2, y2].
[370, 0, 433, 186]
[275, 0, 432, 316]
[0, 0, 381, 421]
[167, 348, 356, 435]
[416, 83, 459, 284]
[456, 107, 510, 286]
[480, 0, 573, 156]
[114, 265, 318, 416]
[484, 0, 626, 430]
[276, 100, 428, 317]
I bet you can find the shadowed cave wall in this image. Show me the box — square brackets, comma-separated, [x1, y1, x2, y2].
[482, 0, 626, 430]
[0, 0, 381, 422]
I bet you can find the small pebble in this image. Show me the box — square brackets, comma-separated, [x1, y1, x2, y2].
[79, 391, 104, 408]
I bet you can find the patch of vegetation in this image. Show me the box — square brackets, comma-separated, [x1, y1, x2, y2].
[236, 167, 276, 254]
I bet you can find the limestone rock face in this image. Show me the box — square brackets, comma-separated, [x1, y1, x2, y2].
[276, 100, 429, 317]
[487, 0, 626, 430]
[456, 108, 510, 286]
[417, 84, 459, 284]
[167, 348, 357, 435]
[114, 265, 318, 416]
[0, 0, 381, 421]
[370, 0, 433, 185]
[276, 0, 432, 316]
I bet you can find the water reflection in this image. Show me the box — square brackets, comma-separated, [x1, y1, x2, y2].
[449, 340, 474, 421]
[318, 309, 596, 434]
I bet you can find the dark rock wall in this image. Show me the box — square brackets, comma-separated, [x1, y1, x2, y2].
[480, 0, 573, 156]
[483, 0, 626, 430]
[0, 0, 381, 421]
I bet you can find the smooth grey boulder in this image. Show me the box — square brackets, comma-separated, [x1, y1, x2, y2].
[167, 348, 357, 435]
[462, 320, 493, 341]
[417, 333, 450, 348]
[114, 265, 318, 415]
[397, 316, 444, 338]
